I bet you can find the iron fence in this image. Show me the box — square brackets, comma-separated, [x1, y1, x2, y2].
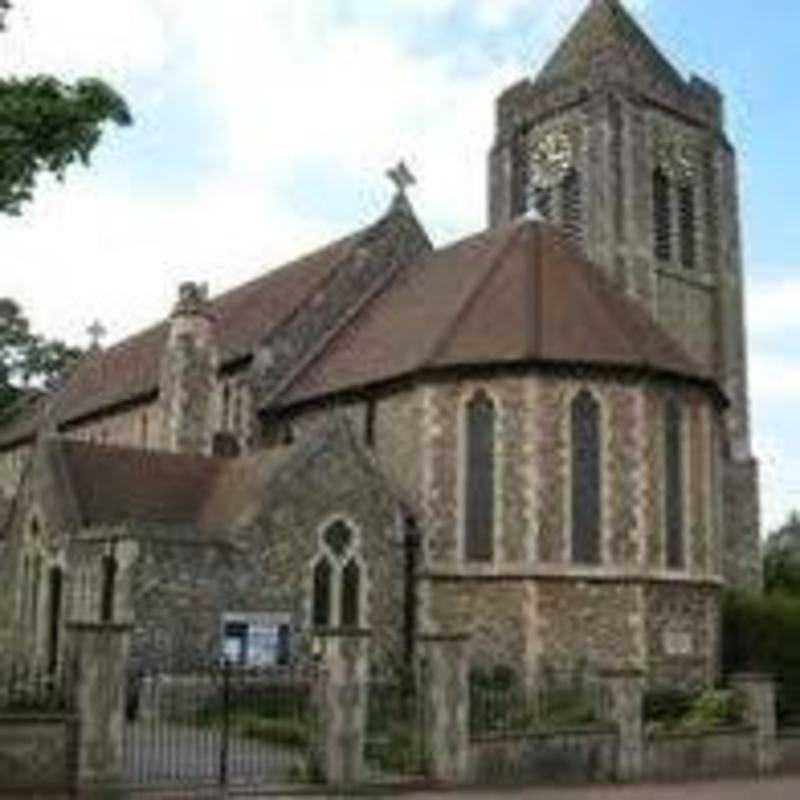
[0, 659, 72, 714]
[125, 660, 322, 790]
[470, 667, 604, 738]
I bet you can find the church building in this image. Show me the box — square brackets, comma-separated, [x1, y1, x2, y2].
[0, 0, 760, 688]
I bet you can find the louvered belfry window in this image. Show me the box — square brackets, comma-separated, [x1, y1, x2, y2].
[562, 168, 582, 245]
[341, 559, 361, 628]
[571, 390, 602, 565]
[653, 167, 672, 262]
[465, 390, 496, 562]
[312, 557, 332, 627]
[664, 396, 685, 570]
[679, 182, 697, 270]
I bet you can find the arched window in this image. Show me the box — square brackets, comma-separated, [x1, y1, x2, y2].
[653, 167, 672, 262]
[341, 559, 361, 628]
[222, 384, 231, 431]
[664, 396, 684, 569]
[571, 390, 602, 565]
[562, 168, 582, 244]
[141, 413, 149, 448]
[465, 390, 496, 562]
[312, 558, 332, 627]
[100, 554, 117, 623]
[365, 400, 377, 448]
[678, 182, 696, 270]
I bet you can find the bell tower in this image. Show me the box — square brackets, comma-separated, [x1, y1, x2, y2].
[489, 0, 761, 589]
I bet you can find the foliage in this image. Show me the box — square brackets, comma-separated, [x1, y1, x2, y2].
[644, 687, 744, 736]
[723, 590, 800, 721]
[764, 511, 800, 594]
[0, 2, 132, 215]
[0, 297, 82, 417]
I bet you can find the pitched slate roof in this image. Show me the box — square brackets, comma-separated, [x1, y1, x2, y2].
[277, 219, 712, 408]
[0, 220, 375, 450]
[535, 0, 686, 92]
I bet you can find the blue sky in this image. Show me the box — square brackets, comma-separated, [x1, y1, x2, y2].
[0, 0, 797, 531]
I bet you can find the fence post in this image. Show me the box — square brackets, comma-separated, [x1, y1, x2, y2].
[418, 632, 470, 784]
[67, 621, 132, 794]
[600, 669, 644, 782]
[315, 628, 370, 787]
[730, 672, 778, 774]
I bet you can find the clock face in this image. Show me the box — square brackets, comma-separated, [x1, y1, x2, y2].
[529, 130, 574, 189]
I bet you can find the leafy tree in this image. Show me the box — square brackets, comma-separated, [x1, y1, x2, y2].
[764, 511, 800, 594]
[0, 2, 132, 214]
[0, 298, 82, 418]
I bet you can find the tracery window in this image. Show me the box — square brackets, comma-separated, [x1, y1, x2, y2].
[464, 390, 496, 562]
[312, 520, 364, 628]
[664, 396, 685, 569]
[341, 559, 361, 628]
[312, 557, 332, 627]
[653, 167, 672, 262]
[561, 168, 582, 245]
[571, 390, 602, 565]
[100, 554, 117, 623]
[678, 182, 696, 270]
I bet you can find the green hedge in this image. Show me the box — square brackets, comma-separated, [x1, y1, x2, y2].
[723, 590, 800, 718]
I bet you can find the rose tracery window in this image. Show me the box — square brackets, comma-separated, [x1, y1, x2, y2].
[571, 390, 602, 565]
[464, 390, 496, 562]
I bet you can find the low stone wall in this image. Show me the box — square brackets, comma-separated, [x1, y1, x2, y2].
[468, 726, 618, 785]
[778, 727, 800, 773]
[644, 726, 757, 781]
[0, 715, 75, 792]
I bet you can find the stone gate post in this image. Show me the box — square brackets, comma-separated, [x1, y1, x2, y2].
[418, 632, 470, 784]
[67, 621, 132, 792]
[600, 669, 645, 782]
[730, 672, 778, 774]
[316, 628, 370, 787]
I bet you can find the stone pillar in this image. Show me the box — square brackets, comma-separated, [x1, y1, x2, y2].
[316, 628, 370, 787]
[600, 669, 644, 782]
[67, 622, 131, 791]
[418, 633, 470, 784]
[730, 672, 778, 774]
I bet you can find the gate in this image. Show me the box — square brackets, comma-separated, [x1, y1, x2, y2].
[124, 661, 322, 791]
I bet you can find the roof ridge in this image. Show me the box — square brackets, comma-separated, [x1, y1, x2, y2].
[424, 221, 527, 367]
[535, 0, 686, 92]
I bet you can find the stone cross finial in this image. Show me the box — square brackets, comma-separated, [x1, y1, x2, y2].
[387, 160, 416, 196]
[87, 319, 107, 349]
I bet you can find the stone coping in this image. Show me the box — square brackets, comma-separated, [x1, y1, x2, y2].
[470, 723, 617, 744]
[419, 566, 724, 587]
[729, 672, 778, 683]
[645, 724, 756, 741]
[0, 714, 72, 724]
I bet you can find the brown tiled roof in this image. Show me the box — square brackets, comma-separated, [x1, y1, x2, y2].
[277, 219, 711, 407]
[51, 439, 230, 527]
[0, 224, 368, 449]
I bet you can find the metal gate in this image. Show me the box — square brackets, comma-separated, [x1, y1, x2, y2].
[124, 661, 321, 791]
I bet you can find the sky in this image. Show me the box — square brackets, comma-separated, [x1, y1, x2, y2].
[0, 0, 798, 534]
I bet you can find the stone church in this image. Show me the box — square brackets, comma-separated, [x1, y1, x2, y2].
[0, 0, 760, 688]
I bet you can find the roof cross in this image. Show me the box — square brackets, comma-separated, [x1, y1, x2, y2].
[87, 319, 107, 349]
[387, 160, 416, 196]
